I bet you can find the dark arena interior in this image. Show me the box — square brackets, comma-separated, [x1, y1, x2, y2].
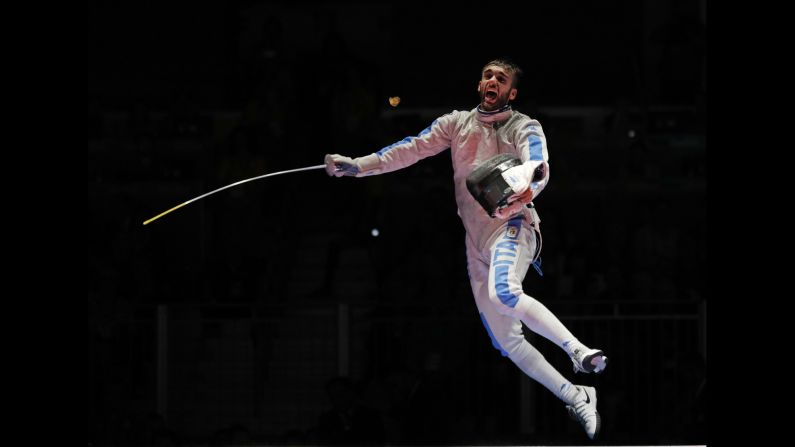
[88, 1, 707, 445]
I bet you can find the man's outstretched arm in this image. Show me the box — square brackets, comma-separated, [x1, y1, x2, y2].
[324, 112, 460, 177]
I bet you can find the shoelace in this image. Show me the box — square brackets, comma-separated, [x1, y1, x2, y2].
[568, 389, 600, 439]
[571, 399, 596, 426]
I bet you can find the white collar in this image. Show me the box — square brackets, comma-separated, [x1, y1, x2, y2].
[475, 104, 513, 124]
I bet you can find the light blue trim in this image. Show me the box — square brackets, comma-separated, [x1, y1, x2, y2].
[376, 119, 438, 156]
[528, 134, 543, 161]
[480, 312, 509, 357]
[494, 265, 519, 308]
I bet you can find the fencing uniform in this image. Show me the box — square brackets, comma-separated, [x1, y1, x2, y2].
[326, 104, 606, 439]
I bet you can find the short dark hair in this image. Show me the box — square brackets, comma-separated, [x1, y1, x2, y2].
[482, 58, 523, 88]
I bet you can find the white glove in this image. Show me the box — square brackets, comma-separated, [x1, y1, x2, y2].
[324, 153, 382, 177]
[501, 160, 546, 195]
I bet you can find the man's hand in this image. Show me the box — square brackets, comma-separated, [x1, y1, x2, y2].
[325, 154, 359, 177]
[501, 161, 546, 197]
[493, 188, 533, 219]
[510, 188, 534, 206]
[324, 153, 382, 178]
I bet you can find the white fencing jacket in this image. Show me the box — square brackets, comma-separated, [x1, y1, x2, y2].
[356, 104, 550, 250]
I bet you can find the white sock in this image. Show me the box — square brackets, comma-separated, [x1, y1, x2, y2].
[561, 338, 588, 358]
[502, 336, 581, 404]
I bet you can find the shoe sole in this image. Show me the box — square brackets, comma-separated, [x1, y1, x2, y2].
[583, 351, 608, 374]
[591, 411, 602, 441]
[567, 406, 601, 440]
[593, 410, 601, 440]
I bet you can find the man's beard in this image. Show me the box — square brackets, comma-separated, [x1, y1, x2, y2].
[480, 89, 511, 111]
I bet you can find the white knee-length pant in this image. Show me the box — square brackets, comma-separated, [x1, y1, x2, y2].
[467, 213, 541, 352]
[466, 214, 575, 396]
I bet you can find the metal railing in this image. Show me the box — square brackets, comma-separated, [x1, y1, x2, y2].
[90, 299, 705, 444]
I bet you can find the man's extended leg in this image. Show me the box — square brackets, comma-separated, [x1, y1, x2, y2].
[467, 232, 601, 439]
[485, 216, 607, 373]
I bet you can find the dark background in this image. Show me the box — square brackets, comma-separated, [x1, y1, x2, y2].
[88, 1, 706, 445]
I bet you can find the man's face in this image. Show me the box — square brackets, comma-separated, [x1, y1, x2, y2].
[478, 65, 518, 111]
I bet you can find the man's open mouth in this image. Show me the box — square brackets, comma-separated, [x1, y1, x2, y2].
[485, 90, 498, 100]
